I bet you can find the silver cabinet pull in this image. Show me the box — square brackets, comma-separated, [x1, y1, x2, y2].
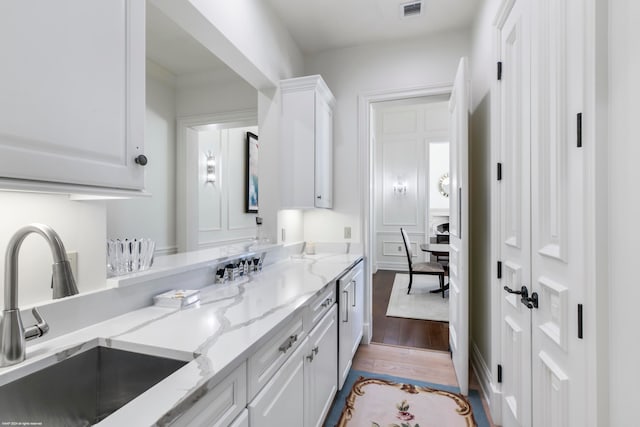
[343, 290, 349, 322]
[278, 334, 298, 353]
[351, 280, 356, 307]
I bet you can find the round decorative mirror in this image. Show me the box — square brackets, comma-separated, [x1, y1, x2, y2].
[438, 173, 450, 197]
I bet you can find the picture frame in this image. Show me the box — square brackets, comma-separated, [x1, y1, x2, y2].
[246, 132, 259, 213]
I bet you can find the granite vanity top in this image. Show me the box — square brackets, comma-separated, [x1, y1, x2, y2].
[0, 252, 362, 426]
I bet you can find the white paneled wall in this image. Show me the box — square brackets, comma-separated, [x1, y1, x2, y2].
[198, 126, 258, 246]
[372, 97, 449, 270]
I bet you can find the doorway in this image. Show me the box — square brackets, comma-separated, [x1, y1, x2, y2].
[176, 110, 258, 252]
[368, 95, 451, 352]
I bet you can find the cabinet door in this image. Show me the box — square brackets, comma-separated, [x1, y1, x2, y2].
[0, 0, 145, 190]
[315, 94, 333, 208]
[350, 263, 364, 356]
[338, 279, 353, 390]
[249, 337, 307, 427]
[305, 305, 338, 427]
[170, 362, 246, 427]
[229, 410, 248, 427]
[280, 87, 316, 208]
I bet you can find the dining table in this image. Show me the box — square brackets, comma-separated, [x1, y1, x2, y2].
[420, 242, 450, 294]
[419, 242, 450, 258]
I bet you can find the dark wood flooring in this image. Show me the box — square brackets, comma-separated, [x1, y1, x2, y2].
[371, 269, 449, 351]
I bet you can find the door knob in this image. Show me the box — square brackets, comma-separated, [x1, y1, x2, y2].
[503, 285, 527, 295]
[134, 154, 148, 166]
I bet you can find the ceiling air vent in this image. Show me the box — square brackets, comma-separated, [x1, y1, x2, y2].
[402, 1, 423, 18]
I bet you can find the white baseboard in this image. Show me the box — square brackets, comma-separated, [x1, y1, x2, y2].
[470, 341, 502, 425]
[377, 262, 408, 271]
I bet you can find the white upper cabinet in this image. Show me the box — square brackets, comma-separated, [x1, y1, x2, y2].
[0, 0, 146, 192]
[280, 75, 335, 209]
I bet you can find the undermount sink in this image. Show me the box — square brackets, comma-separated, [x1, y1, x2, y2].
[0, 345, 189, 426]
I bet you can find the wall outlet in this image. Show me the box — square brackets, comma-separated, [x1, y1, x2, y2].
[344, 226, 351, 239]
[281, 228, 286, 242]
[67, 251, 78, 279]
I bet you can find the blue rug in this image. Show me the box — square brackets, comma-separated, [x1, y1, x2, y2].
[324, 370, 490, 427]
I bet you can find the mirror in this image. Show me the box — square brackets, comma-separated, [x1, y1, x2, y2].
[106, 4, 259, 256]
[438, 173, 450, 197]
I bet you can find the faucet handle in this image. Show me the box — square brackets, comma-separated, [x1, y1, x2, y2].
[24, 308, 49, 341]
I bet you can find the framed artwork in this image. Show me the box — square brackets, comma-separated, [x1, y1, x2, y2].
[246, 132, 259, 213]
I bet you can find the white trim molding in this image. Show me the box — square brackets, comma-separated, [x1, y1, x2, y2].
[471, 341, 502, 424]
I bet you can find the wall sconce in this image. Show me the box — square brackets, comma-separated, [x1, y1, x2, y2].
[205, 151, 216, 184]
[393, 177, 407, 194]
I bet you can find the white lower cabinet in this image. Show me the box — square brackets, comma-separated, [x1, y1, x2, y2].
[170, 361, 247, 427]
[304, 305, 338, 427]
[338, 260, 364, 389]
[175, 269, 354, 427]
[248, 336, 308, 427]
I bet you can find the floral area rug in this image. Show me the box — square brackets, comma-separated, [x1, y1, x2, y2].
[324, 370, 490, 427]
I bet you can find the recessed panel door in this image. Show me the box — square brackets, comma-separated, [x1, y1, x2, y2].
[448, 56, 470, 395]
[499, 0, 532, 425]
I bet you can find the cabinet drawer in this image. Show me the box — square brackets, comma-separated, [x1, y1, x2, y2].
[306, 283, 337, 331]
[171, 361, 246, 427]
[247, 313, 305, 400]
[248, 337, 307, 427]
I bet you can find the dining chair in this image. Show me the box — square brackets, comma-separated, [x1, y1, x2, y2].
[400, 228, 447, 297]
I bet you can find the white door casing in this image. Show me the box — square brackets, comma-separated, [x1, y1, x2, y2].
[448, 57, 470, 396]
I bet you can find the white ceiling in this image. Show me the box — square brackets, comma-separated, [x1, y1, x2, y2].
[263, 0, 480, 54]
[145, 0, 480, 76]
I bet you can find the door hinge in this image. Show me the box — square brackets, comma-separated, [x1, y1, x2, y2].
[577, 112, 583, 148]
[497, 163, 502, 181]
[497, 364, 503, 383]
[497, 261, 502, 279]
[497, 61, 503, 81]
[578, 304, 584, 339]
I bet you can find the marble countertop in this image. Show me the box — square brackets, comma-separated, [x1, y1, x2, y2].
[0, 252, 362, 426]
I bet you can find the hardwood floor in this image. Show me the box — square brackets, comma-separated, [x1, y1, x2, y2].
[372, 269, 449, 351]
[352, 343, 496, 427]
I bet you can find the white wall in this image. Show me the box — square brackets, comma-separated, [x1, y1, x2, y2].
[608, 0, 639, 424]
[107, 61, 178, 255]
[0, 192, 106, 308]
[371, 98, 449, 270]
[176, 68, 257, 117]
[467, 0, 501, 417]
[150, 0, 303, 89]
[302, 30, 470, 244]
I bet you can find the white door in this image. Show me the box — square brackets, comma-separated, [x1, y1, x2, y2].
[498, 0, 588, 425]
[529, 0, 587, 425]
[448, 57, 469, 395]
[498, 0, 532, 425]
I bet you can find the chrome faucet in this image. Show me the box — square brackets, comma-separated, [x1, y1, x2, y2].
[0, 224, 79, 367]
